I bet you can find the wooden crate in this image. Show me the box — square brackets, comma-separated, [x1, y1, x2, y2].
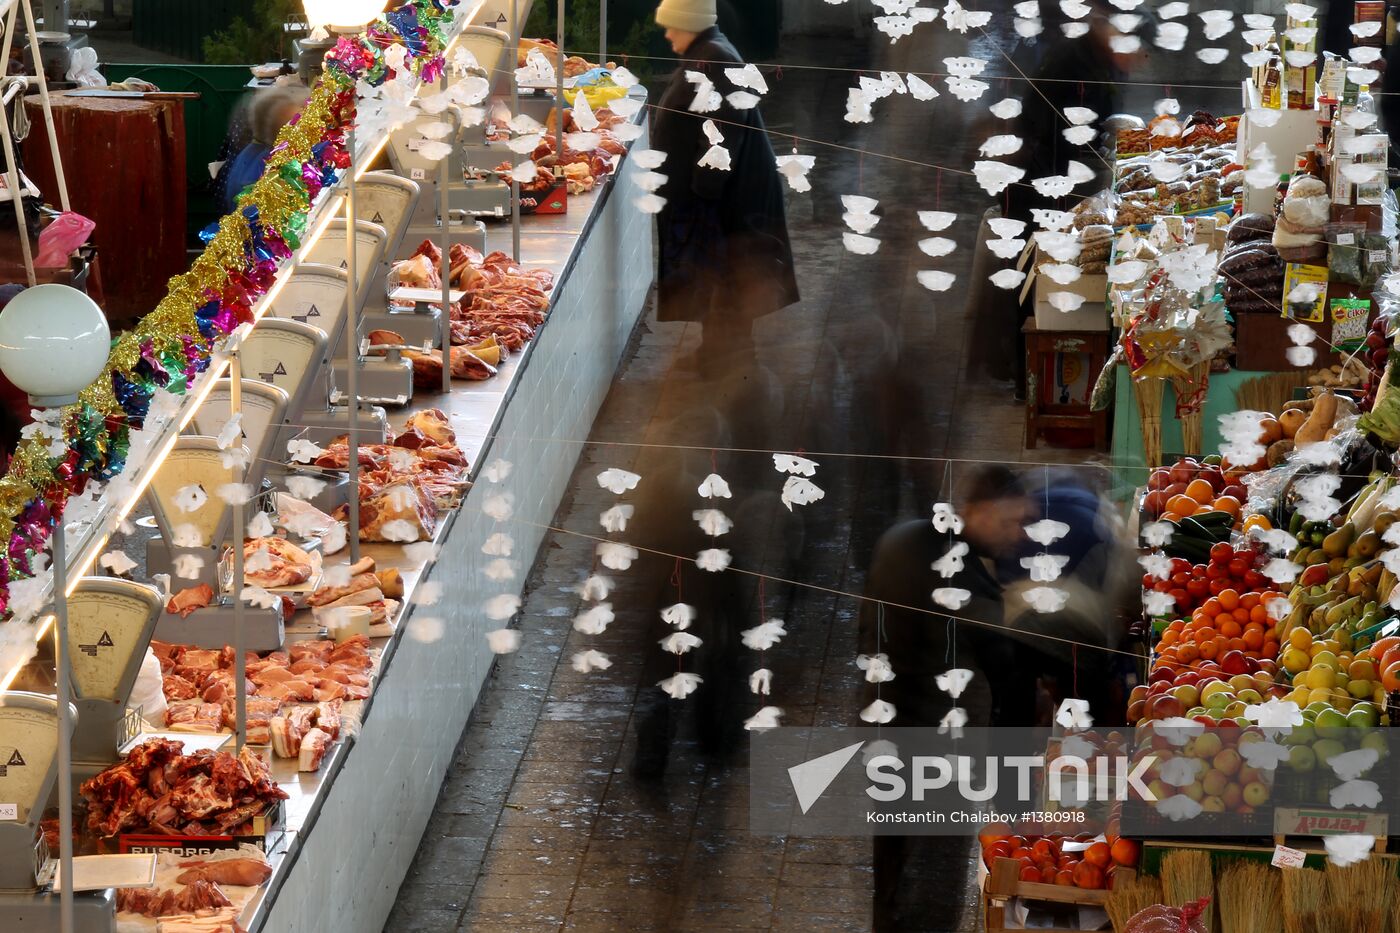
[983, 856, 1130, 931]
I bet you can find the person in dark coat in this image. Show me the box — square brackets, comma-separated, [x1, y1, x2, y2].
[650, 0, 799, 371]
[858, 465, 1035, 932]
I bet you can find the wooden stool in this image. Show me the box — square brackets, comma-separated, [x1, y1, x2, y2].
[1023, 319, 1109, 451]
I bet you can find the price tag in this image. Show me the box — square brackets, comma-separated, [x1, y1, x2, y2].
[406, 138, 421, 151]
[411, 168, 426, 180]
[1370, 249, 1388, 264]
[1336, 233, 1355, 245]
[0, 803, 16, 821]
[1272, 844, 1306, 869]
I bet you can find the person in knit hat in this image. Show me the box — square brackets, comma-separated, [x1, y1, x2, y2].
[648, 0, 798, 372]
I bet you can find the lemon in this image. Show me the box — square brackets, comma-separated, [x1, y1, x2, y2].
[1308, 687, 1338, 706]
[1282, 648, 1311, 674]
[1305, 666, 1337, 690]
[1311, 651, 1340, 672]
[1288, 628, 1313, 650]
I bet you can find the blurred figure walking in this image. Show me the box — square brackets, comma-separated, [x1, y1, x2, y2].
[650, 0, 799, 373]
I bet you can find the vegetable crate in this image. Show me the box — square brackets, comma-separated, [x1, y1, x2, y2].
[983, 856, 1130, 932]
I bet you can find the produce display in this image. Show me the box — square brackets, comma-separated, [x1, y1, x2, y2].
[980, 825, 1140, 890]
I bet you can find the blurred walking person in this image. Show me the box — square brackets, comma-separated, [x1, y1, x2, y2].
[650, 0, 799, 374]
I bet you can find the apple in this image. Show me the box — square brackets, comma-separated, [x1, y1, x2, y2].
[1204, 691, 1233, 712]
[1129, 684, 1149, 704]
[1228, 674, 1256, 693]
[1238, 766, 1263, 787]
[1201, 769, 1228, 797]
[1223, 701, 1247, 718]
[1221, 651, 1250, 676]
[1202, 795, 1226, 812]
[1169, 459, 1199, 485]
[1201, 681, 1233, 703]
[1172, 684, 1201, 708]
[1314, 709, 1348, 740]
[1222, 782, 1243, 809]
[1236, 688, 1264, 705]
[1213, 748, 1242, 777]
[1147, 469, 1172, 491]
[1312, 738, 1346, 766]
[1127, 699, 1146, 722]
[1176, 671, 1201, 687]
[1181, 780, 1205, 802]
[1242, 781, 1269, 807]
[1150, 694, 1185, 720]
[1192, 732, 1224, 759]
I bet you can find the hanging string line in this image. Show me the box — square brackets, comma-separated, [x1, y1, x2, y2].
[569, 47, 1400, 96]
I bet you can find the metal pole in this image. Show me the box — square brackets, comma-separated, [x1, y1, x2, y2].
[439, 69, 451, 395]
[555, 0, 565, 178]
[510, 0, 521, 261]
[53, 516, 72, 933]
[345, 127, 361, 565]
[230, 355, 246, 751]
[21, 0, 69, 211]
[600, 0, 606, 65]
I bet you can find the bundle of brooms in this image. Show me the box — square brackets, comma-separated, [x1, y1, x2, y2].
[1107, 873, 1164, 932]
[1281, 866, 1326, 933]
[1217, 860, 1280, 933]
[1162, 850, 1216, 932]
[1325, 858, 1395, 933]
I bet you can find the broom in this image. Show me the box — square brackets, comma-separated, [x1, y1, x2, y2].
[1106, 873, 1164, 932]
[1281, 866, 1327, 933]
[1217, 860, 1281, 933]
[1326, 858, 1394, 933]
[1134, 376, 1165, 469]
[1233, 371, 1301, 418]
[1161, 850, 1215, 933]
[1171, 362, 1211, 457]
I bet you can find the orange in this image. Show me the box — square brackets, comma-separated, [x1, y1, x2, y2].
[1212, 495, 1242, 517]
[1185, 479, 1216, 504]
[1199, 639, 1219, 660]
[1232, 607, 1251, 624]
[1159, 629, 1178, 647]
[1218, 589, 1241, 612]
[1161, 511, 1183, 523]
[1249, 604, 1269, 626]
[1178, 643, 1199, 663]
[1219, 619, 1242, 639]
[1243, 625, 1265, 651]
[1228, 637, 1247, 652]
[1240, 592, 1261, 610]
[1110, 838, 1140, 867]
[1383, 659, 1400, 693]
[1243, 514, 1272, 533]
[1166, 495, 1199, 517]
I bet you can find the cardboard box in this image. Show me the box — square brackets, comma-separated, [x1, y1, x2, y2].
[1033, 270, 1109, 332]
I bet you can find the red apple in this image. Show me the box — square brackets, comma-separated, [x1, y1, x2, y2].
[1149, 694, 1184, 720]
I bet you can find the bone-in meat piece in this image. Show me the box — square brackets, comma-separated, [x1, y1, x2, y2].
[307, 572, 379, 607]
[243, 537, 314, 588]
[167, 584, 215, 618]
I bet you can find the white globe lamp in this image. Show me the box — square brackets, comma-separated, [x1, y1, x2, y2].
[303, 0, 385, 31]
[0, 284, 110, 407]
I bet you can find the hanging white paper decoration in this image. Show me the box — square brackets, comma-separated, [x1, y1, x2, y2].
[572, 650, 612, 673]
[660, 631, 703, 655]
[742, 619, 788, 650]
[843, 233, 880, 255]
[860, 699, 896, 724]
[744, 707, 784, 731]
[246, 512, 274, 539]
[932, 587, 971, 610]
[933, 540, 969, 578]
[486, 629, 522, 654]
[773, 453, 819, 476]
[989, 269, 1027, 290]
[857, 653, 896, 684]
[662, 603, 697, 630]
[973, 161, 1025, 195]
[599, 504, 635, 533]
[916, 271, 957, 292]
[906, 73, 938, 100]
[99, 550, 137, 575]
[781, 476, 825, 510]
[986, 238, 1027, 260]
[750, 668, 773, 696]
[577, 574, 613, 601]
[659, 672, 703, 699]
[597, 542, 639, 571]
[978, 135, 1023, 158]
[573, 603, 615, 635]
[936, 668, 974, 698]
[698, 473, 732, 498]
[693, 509, 733, 537]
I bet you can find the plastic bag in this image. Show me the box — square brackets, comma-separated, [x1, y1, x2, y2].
[34, 212, 94, 268]
[130, 647, 167, 728]
[1326, 221, 1367, 285]
[65, 47, 103, 88]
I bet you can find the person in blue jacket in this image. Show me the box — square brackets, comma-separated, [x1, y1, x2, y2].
[215, 83, 310, 214]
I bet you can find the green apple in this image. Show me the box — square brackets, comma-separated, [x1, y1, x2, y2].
[1288, 744, 1316, 772]
[1173, 684, 1202, 709]
[1223, 701, 1248, 718]
[1228, 674, 1256, 693]
[1360, 731, 1388, 760]
[1313, 738, 1346, 766]
[1242, 781, 1270, 807]
[1347, 706, 1380, 729]
[1205, 690, 1235, 711]
[1314, 709, 1348, 739]
[1348, 679, 1373, 699]
[1202, 681, 1234, 703]
[1305, 701, 1332, 718]
[1236, 688, 1264, 704]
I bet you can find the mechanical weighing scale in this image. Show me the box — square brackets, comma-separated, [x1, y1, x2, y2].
[0, 691, 114, 931]
[240, 317, 349, 513]
[353, 172, 450, 350]
[63, 578, 164, 794]
[386, 26, 531, 232]
[265, 263, 391, 445]
[303, 219, 416, 407]
[142, 436, 285, 652]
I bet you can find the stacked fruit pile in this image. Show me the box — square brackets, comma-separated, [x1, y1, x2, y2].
[1142, 456, 1250, 531]
[980, 828, 1140, 890]
[1141, 544, 1276, 618]
[1136, 727, 1277, 813]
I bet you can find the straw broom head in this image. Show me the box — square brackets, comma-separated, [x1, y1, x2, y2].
[1107, 873, 1164, 932]
[1327, 858, 1393, 933]
[1217, 860, 1280, 933]
[1281, 867, 1326, 933]
[1161, 850, 1215, 933]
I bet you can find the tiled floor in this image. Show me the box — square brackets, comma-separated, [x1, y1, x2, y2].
[386, 15, 1243, 933]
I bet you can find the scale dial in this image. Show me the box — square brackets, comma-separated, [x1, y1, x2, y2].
[0, 694, 62, 828]
[147, 442, 239, 547]
[67, 585, 161, 703]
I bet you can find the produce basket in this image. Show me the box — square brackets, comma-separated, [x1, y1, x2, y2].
[983, 856, 1129, 931]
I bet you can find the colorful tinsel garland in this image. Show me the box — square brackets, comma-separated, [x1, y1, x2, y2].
[0, 0, 459, 617]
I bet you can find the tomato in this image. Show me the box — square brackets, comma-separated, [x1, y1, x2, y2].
[1152, 580, 1171, 593]
[1168, 588, 1189, 606]
[1186, 578, 1209, 598]
[1206, 563, 1227, 580]
[1243, 570, 1265, 591]
[1227, 558, 1248, 578]
[1170, 572, 1190, 587]
[1208, 578, 1228, 596]
[1210, 542, 1234, 563]
[1170, 558, 1192, 575]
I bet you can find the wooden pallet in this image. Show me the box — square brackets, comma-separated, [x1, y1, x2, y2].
[983, 856, 1133, 931]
